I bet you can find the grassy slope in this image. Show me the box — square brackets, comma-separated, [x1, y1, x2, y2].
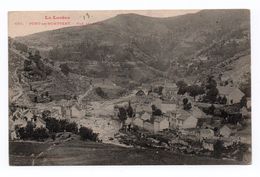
[10, 139, 243, 166]
[9, 141, 52, 166]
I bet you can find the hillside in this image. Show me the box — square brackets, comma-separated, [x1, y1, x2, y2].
[13, 10, 250, 92]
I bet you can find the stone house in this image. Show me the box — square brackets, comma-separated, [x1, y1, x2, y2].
[217, 86, 245, 105]
[219, 125, 232, 138]
[200, 128, 215, 140]
[143, 116, 169, 133]
[33, 117, 46, 128]
[133, 117, 144, 128]
[173, 109, 198, 129]
[202, 139, 215, 151]
[135, 90, 146, 97]
[61, 106, 72, 119]
[161, 103, 177, 114]
[71, 105, 85, 118]
[23, 110, 34, 121]
[162, 83, 178, 100]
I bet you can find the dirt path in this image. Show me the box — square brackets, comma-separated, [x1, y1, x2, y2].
[78, 84, 93, 104]
[11, 58, 24, 102]
[32, 143, 56, 166]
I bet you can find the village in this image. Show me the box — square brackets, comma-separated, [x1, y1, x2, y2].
[9, 52, 251, 162]
[111, 77, 251, 161]
[8, 28, 251, 163]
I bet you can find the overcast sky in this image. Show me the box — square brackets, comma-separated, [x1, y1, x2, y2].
[9, 10, 200, 37]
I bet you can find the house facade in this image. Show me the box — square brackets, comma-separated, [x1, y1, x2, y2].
[33, 118, 46, 128]
[143, 116, 169, 133]
[71, 105, 85, 118]
[61, 106, 72, 119]
[200, 129, 215, 139]
[219, 125, 232, 138]
[161, 103, 176, 114]
[154, 117, 169, 133]
[173, 110, 198, 129]
[133, 114, 170, 133]
[217, 86, 245, 105]
[133, 117, 144, 128]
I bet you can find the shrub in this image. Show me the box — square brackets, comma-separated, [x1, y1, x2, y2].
[118, 107, 127, 122]
[42, 110, 51, 120]
[32, 127, 49, 141]
[17, 127, 27, 139]
[79, 126, 99, 141]
[95, 87, 108, 98]
[184, 103, 192, 110]
[59, 119, 69, 132]
[13, 41, 28, 53]
[65, 122, 78, 134]
[45, 118, 78, 134]
[17, 125, 49, 141]
[18, 122, 33, 140]
[60, 63, 70, 76]
[45, 117, 61, 133]
[151, 105, 162, 116]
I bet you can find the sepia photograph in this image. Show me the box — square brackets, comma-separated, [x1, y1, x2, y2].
[8, 9, 251, 166]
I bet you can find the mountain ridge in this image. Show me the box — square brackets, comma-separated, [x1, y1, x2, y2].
[13, 10, 250, 86]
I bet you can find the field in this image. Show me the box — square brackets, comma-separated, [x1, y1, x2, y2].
[10, 139, 243, 166]
[9, 141, 52, 166]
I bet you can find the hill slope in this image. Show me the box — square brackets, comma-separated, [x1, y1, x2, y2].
[14, 10, 250, 85]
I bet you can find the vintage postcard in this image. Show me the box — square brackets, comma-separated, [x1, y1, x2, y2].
[8, 10, 251, 165]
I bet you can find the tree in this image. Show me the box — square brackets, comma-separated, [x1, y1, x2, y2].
[176, 80, 187, 88]
[126, 101, 134, 118]
[206, 76, 217, 90]
[34, 96, 38, 103]
[118, 107, 127, 123]
[42, 110, 51, 120]
[184, 102, 192, 110]
[177, 86, 187, 95]
[95, 87, 108, 98]
[151, 105, 162, 116]
[213, 140, 224, 158]
[13, 41, 28, 53]
[24, 60, 33, 71]
[183, 98, 188, 105]
[59, 119, 69, 132]
[32, 127, 49, 141]
[217, 96, 222, 104]
[25, 121, 34, 138]
[240, 96, 247, 108]
[79, 126, 99, 141]
[65, 122, 78, 134]
[60, 63, 70, 76]
[153, 86, 164, 95]
[222, 96, 227, 105]
[182, 98, 192, 110]
[208, 104, 216, 115]
[45, 117, 60, 133]
[187, 85, 205, 100]
[17, 127, 27, 139]
[177, 80, 188, 95]
[206, 87, 219, 103]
